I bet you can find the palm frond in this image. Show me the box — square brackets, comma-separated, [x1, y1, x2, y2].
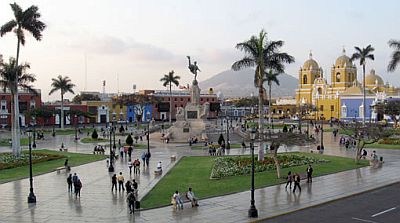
[0, 20, 17, 36]
[388, 39, 400, 50]
[231, 57, 255, 71]
[388, 51, 400, 72]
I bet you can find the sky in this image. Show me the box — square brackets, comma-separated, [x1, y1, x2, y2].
[1, 0, 399, 101]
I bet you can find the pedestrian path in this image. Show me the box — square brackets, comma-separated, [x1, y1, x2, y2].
[0, 129, 399, 222]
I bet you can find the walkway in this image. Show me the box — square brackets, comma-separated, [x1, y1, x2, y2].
[0, 128, 398, 222]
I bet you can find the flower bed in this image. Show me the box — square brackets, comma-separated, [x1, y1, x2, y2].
[210, 154, 329, 179]
[378, 138, 400, 145]
[0, 152, 65, 170]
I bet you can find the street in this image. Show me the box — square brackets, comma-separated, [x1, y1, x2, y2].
[262, 183, 400, 223]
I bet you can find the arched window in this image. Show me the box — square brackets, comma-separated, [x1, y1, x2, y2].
[336, 72, 341, 82]
[303, 75, 308, 84]
[317, 88, 322, 95]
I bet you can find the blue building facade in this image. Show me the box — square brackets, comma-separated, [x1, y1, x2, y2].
[340, 97, 374, 121]
[126, 104, 153, 123]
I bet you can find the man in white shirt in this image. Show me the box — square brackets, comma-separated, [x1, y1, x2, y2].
[186, 187, 199, 207]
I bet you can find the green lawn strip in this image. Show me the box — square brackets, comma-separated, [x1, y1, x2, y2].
[191, 143, 242, 150]
[42, 128, 94, 135]
[364, 143, 400, 149]
[80, 138, 109, 143]
[141, 153, 368, 209]
[0, 138, 29, 146]
[0, 149, 106, 184]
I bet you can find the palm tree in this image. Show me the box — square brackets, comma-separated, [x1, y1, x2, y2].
[232, 29, 294, 160]
[1, 2, 45, 157]
[350, 45, 375, 125]
[49, 76, 75, 129]
[388, 40, 400, 72]
[160, 70, 180, 124]
[0, 58, 37, 156]
[265, 70, 280, 127]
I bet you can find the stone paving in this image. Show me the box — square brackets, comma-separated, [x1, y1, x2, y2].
[0, 127, 399, 222]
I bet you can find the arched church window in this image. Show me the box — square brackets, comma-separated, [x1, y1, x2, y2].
[318, 88, 322, 95]
[336, 73, 341, 82]
[303, 75, 307, 84]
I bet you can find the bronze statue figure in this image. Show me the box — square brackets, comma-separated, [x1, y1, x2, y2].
[187, 56, 201, 81]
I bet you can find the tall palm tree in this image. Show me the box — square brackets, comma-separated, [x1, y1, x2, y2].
[1, 2, 45, 157]
[160, 70, 180, 124]
[388, 39, 400, 72]
[232, 29, 294, 160]
[0, 58, 37, 156]
[350, 45, 374, 125]
[265, 70, 280, 127]
[49, 76, 75, 129]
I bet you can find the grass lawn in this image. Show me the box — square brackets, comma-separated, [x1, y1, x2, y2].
[365, 143, 400, 149]
[43, 128, 94, 135]
[0, 138, 29, 146]
[80, 137, 109, 143]
[0, 149, 106, 184]
[141, 153, 368, 209]
[191, 143, 242, 150]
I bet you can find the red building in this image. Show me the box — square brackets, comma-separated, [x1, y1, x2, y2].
[0, 89, 42, 128]
[42, 103, 89, 126]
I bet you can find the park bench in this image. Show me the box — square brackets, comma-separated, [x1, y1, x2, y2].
[154, 169, 162, 175]
[370, 159, 384, 168]
[171, 196, 192, 210]
[170, 155, 176, 162]
[56, 166, 70, 174]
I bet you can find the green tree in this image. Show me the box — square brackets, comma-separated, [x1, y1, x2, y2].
[91, 129, 98, 139]
[388, 39, 400, 72]
[72, 93, 100, 104]
[218, 133, 225, 145]
[350, 45, 375, 125]
[232, 29, 294, 160]
[0, 2, 45, 157]
[126, 134, 134, 146]
[160, 70, 180, 124]
[375, 100, 400, 128]
[0, 58, 37, 156]
[49, 75, 75, 129]
[28, 107, 53, 128]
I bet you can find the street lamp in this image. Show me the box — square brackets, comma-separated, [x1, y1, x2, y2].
[147, 121, 150, 156]
[108, 124, 114, 172]
[320, 115, 324, 150]
[32, 117, 36, 149]
[248, 127, 258, 218]
[52, 113, 55, 137]
[226, 116, 230, 149]
[74, 115, 78, 141]
[26, 128, 36, 203]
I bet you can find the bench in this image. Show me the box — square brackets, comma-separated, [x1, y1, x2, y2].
[154, 169, 163, 175]
[59, 148, 68, 152]
[56, 166, 70, 174]
[171, 196, 191, 210]
[170, 155, 176, 162]
[370, 160, 383, 168]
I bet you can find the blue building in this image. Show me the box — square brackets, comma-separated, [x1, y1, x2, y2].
[126, 104, 153, 123]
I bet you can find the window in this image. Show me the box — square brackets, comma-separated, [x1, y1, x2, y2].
[1, 100, 6, 111]
[180, 98, 183, 101]
[320, 105, 324, 111]
[341, 104, 347, 118]
[336, 72, 340, 82]
[174, 98, 177, 101]
[303, 75, 308, 84]
[330, 105, 334, 111]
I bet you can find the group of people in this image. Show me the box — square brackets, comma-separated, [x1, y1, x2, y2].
[119, 145, 133, 159]
[339, 136, 357, 149]
[206, 142, 226, 156]
[128, 159, 141, 175]
[140, 152, 151, 167]
[93, 145, 105, 154]
[172, 188, 199, 209]
[66, 173, 83, 198]
[285, 165, 314, 193]
[110, 172, 140, 214]
[188, 137, 199, 146]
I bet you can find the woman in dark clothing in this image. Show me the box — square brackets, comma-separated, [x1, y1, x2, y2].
[67, 174, 73, 192]
[111, 174, 117, 192]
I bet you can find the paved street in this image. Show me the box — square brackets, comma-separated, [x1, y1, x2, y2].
[262, 183, 400, 223]
[0, 128, 399, 222]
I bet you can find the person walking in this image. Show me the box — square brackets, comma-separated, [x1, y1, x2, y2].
[126, 191, 136, 214]
[132, 179, 138, 198]
[67, 173, 73, 192]
[293, 173, 301, 193]
[111, 174, 117, 192]
[128, 159, 133, 175]
[141, 152, 146, 167]
[134, 159, 140, 174]
[72, 173, 79, 192]
[119, 146, 124, 159]
[117, 172, 125, 191]
[285, 171, 293, 189]
[125, 180, 132, 194]
[128, 146, 133, 159]
[306, 165, 313, 183]
[145, 152, 150, 167]
[74, 179, 82, 198]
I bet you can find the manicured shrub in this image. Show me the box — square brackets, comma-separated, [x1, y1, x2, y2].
[126, 134, 133, 146]
[91, 129, 99, 139]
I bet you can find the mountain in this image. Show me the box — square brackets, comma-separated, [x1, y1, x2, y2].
[199, 68, 298, 98]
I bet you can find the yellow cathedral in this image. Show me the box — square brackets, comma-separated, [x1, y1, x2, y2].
[295, 49, 400, 121]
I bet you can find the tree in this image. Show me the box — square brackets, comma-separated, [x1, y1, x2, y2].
[160, 70, 180, 124]
[72, 93, 100, 104]
[49, 75, 75, 129]
[388, 39, 400, 72]
[218, 133, 225, 145]
[339, 122, 392, 163]
[27, 107, 53, 128]
[91, 129, 98, 139]
[126, 134, 133, 146]
[232, 29, 294, 160]
[375, 100, 400, 128]
[265, 70, 280, 127]
[0, 58, 37, 156]
[1, 2, 45, 157]
[350, 45, 375, 125]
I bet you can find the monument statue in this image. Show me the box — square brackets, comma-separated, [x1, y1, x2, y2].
[187, 56, 201, 81]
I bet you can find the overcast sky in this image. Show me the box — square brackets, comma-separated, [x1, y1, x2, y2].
[1, 0, 399, 101]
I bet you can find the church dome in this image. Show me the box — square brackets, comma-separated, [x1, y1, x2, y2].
[335, 49, 352, 67]
[365, 69, 384, 86]
[302, 52, 319, 70]
[342, 81, 363, 95]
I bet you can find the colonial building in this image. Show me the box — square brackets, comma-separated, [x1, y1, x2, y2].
[296, 49, 400, 121]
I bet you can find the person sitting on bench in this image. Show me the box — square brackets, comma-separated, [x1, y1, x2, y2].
[186, 187, 199, 207]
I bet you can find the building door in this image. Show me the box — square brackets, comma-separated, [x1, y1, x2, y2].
[100, 115, 107, 123]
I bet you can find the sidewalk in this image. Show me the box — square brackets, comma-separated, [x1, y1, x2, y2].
[0, 131, 399, 222]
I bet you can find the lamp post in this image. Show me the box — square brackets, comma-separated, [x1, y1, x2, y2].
[74, 115, 78, 141]
[26, 129, 36, 203]
[320, 115, 324, 150]
[248, 127, 258, 217]
[226, 116, 230, 149]
[52, 113, 55, 137]
[113, 120, 116, 151]
[32, 117, 36, 149]
[108, 123, 114, 172]
[147, 121, 150, 156]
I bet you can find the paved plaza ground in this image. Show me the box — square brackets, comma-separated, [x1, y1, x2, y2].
[0, 127, 399, 222]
